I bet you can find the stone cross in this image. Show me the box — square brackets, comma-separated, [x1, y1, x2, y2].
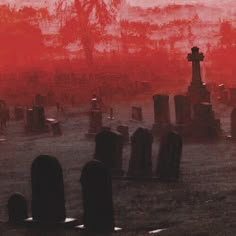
[187, 47, 204, 85]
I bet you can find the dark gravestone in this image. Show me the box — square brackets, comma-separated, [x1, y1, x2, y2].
[15, 106, 24, 120]
[131, 106, 143, 121]
[117, 125, 129, 144]
[174, 95, 191, 125]
[8, 193, 28, 223]
[156, 131, 182, 181]
[95, 130, 123, 176]
[25, 108, 34, 130]
[152, 95, 171, 136]
[128, 127, 153, 177]
[80, 160, 114, 233]
[192, 103, 220, 139]
[230, 108, 236, 138]
[187, 47, 210, 105]
[32, 106, 46, 131]
[31, 155, 66, 222]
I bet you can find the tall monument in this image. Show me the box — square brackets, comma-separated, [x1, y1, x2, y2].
[187, 47, 210, 105]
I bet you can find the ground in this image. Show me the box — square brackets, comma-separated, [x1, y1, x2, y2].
[0, 95, 235, 235]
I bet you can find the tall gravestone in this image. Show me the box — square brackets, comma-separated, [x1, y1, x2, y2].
[8, 193, 28, 223]
[230, 108, 236, 138]
[127, 127, 153, 177]
[95, 130, 123, 176]
[31, 155, 66, 222]
[156, 131, 183, 181]
[187, 47, 210, 105]
[152, 95, 170, 136]
[80, 160, 114, 233]
[192, 102, 220, 139]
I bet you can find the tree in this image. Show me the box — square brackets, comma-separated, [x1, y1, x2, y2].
[57, 0, 121, 77]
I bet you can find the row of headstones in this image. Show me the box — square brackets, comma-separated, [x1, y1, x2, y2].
[7, 155, 115, 233]
[153, 94, 221, 138]
[94, 128, 182, 181]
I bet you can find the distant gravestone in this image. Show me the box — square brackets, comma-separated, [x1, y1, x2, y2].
[230, 108, 236, 138]
[152, 95, 170, 136]
[80, 160, 114, 233]
[8, 193, 28, 223]
[35, 94, 44, 106]
[131, 106, 143, 121]
[127, 127, 153, 177]
[117, 125, 129, 144]
[174, 95, 191, 125]
[229, 88, 236, 106]
[156, 131, 183, 181]
[32, 106, 46, 131]
[31, 155, 66, 222]
[95, 130, 123, 176]
[25, 108, 34, 130]
[192, 102, 220, 138]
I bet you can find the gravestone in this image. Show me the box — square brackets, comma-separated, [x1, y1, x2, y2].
[31, 155, 66, 222]
[174, 95, 191, 125]
[35, 94, 44, 106]
[127, 127, 153, 177]
[156, 131, 182, 181]
[80, 160, 114, 233]
[131, 106, 143, 121]
[25, 108, 34, 131]
[117, 125, 129, 144]
[152, 95, 171, 136]
[8, 193, 28, 223]
[187, 47, 210, 105]
[95, 130, 123, 176]
[230, 108, 236, 138]
[108, 107, 115, 120]
[32, 106, 47, 131]
[191, 102, 220, 139]
[15, 106, 24, 120]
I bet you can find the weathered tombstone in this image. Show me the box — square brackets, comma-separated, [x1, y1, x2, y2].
[152, 95, 171, 136]
[15, 106, 24, 120]
[32, 106, 46, 131]
[131, 106, 143, 121]
[31, 155, 66, 222]
[127, 127, 153, 177]
[80, 160, 114, 233]
[156, 131, 182, 181]
[230, 108, 236, 138]
[117, 125, 129, 144]
[174, 95, 191, 125]
[7, 193, 28, 223]
[25, 108, 34, 131]
[95, 130, 123, 176]
[191, 102, 220, 139]
[187, 47, 210, 105]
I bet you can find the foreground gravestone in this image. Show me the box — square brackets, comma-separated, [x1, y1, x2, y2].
[156, 131, 183, 181]
[152, 95, 171, 136]
[31, 155, 66, 223]
[117, 125, 129, 144]
[191, 102, 220, 139]
[95, 130, 123, 176]
[80, 160, 115, 233]
[131, 106, 143, 121]
[128, 127, 153, 177]
[230, 108, 236, 138]
[8, 193, 28, 223]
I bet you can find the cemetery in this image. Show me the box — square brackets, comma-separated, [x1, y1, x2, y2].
[0, 48, 235, 236]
